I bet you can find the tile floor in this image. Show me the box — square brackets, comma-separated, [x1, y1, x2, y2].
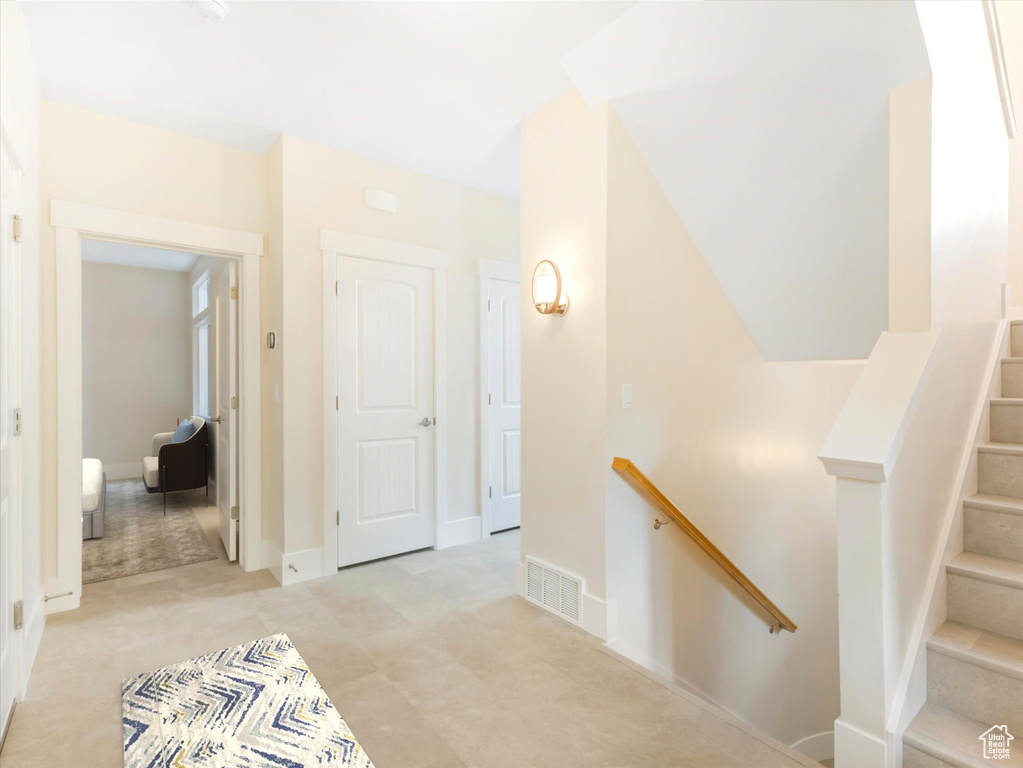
[1, 493, 817, 767]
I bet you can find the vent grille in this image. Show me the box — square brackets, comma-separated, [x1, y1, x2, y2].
[524, 557, 583, 625]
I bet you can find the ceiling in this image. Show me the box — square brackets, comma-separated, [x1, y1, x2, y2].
[21, 0, 633, 200]
[26, 0, 944, 360]
[82, 239, 200, 272]
[562, 0, 932, 360]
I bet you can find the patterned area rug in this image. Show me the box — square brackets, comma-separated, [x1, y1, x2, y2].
[83, 479, 218, 584]
[122, 634, 373, 768]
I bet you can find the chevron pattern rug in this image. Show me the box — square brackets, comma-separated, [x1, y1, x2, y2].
[122, 633, 373, 768]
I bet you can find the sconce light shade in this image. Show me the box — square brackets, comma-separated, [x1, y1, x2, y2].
[531, 260, 569, 316]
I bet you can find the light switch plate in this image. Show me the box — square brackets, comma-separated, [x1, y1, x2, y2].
[622, 384, 633, 409]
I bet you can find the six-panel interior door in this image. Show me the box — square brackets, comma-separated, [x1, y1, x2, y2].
[215, 263, 238, 561]
[487, 278, 521, 532]
[336, 255, 435, 567]
[0, 139, 19, 741]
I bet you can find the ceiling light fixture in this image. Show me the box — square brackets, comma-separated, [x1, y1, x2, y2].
[186, 0, 230, 22]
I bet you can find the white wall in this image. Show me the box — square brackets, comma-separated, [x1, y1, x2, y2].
[82, 261, 191, 478]
[519, 88, 864, 746]
[0, 0, 44, 700]
[35, 99, 518, 589]
[274, 134, 520, 562]
[560, 0, 931, 361]
[603, 108, 861, 747]
[995, 0, 1023, 315]
[885, 0, 1010, 739]
[519, 90, 610, 634]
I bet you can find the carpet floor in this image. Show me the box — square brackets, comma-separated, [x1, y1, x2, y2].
[82, 479, 219, 584]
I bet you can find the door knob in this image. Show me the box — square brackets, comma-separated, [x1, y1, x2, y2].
[419, 417, 436, 427]
[209, 417, 222, 424]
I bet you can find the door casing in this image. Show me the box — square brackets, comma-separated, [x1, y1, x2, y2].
[51, 201, 263, 613]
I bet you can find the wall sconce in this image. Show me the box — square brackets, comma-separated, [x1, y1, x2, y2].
[531, 260, 569, 316]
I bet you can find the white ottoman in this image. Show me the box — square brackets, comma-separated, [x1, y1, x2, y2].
[83, 458, 106, 539]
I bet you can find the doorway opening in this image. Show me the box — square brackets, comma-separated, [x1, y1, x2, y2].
[51, 201, 263, 614]
[79, 241, 241, 584]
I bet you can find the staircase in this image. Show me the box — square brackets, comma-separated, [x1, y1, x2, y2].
[903, 321, 1023, 768]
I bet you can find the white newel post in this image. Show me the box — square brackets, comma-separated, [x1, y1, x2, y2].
[819, 330, 940, 768]
[832, 476, 891, 767]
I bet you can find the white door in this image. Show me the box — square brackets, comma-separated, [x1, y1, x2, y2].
[214, 263, 238, 561]
[336, 255, 435, 567]
[487, 279, 521, 532]
[0, 139, 22, 738]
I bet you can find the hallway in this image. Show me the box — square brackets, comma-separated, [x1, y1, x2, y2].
[1, 498, 817, 767]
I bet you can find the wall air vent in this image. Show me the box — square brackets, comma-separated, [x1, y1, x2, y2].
[524, 556, 583, 626]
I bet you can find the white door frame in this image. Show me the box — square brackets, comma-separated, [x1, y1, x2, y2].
[51, 201, 263, 613]
[477, 258, 520, 538]
[321, 228, 448, 577]
[0, 126, 25, 741]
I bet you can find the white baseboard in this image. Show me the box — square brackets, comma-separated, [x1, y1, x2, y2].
[280, 547, 323, 587]
[263, 539, 283, 585]
[44, 591, 79, 614]
[835, 718, 888, 767]
[444, 516, 481, 548]
[790, 731, 835, 762]
[602, 641, 825, 768]
[104, 462, 142, 481]
[21, 596, 45, 697]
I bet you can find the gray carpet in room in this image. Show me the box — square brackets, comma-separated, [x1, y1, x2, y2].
[82, 479, 219, 584]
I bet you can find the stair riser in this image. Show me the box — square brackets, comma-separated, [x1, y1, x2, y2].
[947, 573, 1023, 639]
[903, 744, 954, 768]
[927, 650, 1023, 735]
[978, 452, 1023, 498]
[991, 404, 1023, 444]
[964, 507, 1023, 561]
[1004, 363, 1023, 398]
[1013, 324, 1023, 358]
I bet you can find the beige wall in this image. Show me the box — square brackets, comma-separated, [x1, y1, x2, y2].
[36, 99, 519, 584]
[39, 101, 267, 584]
[518, 89, 864, 746]
[998, 0, 1023, 313]
[889, 78, 932, 333]
[262, 139, 285, 562]
[276, 135, 520, 557]
[82, 261, 191, 473]
[519, 90, 610, 628]
[603, 109, 861, 746]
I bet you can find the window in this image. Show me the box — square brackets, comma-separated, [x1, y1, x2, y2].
[192, 269, 213, 417]
[192, 269, 210, 317]
[195, 321, 210, 417]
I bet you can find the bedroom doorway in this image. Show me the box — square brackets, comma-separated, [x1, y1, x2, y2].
[50, 201, 263, 614]
[80, 243, 240, 584]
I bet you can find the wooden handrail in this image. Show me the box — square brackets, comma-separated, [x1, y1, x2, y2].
[611, 457, 797, 633]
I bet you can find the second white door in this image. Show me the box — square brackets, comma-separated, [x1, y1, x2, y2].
[336, 256, 435, 567]
[486, 278, 521, 533]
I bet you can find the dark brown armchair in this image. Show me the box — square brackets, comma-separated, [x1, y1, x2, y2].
[142, 417, 209, 512]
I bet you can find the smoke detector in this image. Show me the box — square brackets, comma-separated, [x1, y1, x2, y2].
[186, 0, 230, 22]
